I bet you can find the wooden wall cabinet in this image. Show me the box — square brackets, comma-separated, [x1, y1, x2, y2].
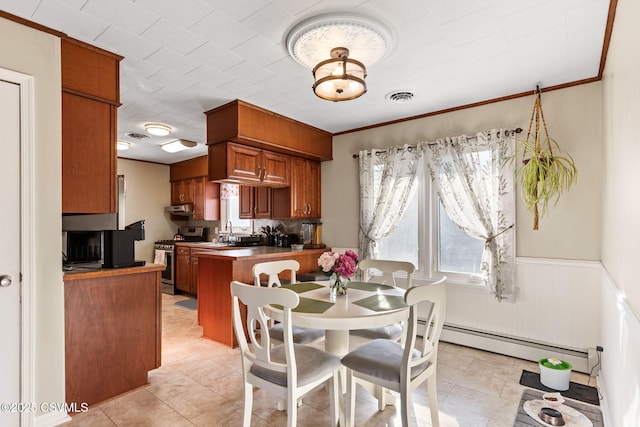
[170, 156, 220, 221]
[205, 99, 332, 162]
[61, 38, 122, 214]
[273, 158, 321, 219]
[239, 186, 272, 219]
[208, 142, 290, 187]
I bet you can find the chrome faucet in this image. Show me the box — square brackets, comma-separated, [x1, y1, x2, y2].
[226, 219, 233, 235]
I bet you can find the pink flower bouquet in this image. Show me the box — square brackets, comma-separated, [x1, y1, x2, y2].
[317, 250, 359, 295]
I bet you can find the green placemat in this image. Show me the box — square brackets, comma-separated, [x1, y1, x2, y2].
[353, 294, 407, 312]
[272, 297, 334, 314]
[281, 282, 324, 293]
[347, 281, 394, 292]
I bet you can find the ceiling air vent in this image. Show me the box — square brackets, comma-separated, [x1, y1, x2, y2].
[386, 90, 415, 103]
[124, 132, 149, 139]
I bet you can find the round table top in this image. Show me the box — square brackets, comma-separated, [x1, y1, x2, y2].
[266, 281, 409, 330]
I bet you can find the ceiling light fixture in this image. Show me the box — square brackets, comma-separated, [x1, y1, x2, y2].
[116, 140, 132, 151]
[313, 47, 366, 101]
[161, 139, 197, 153]
[286, 13, 392, 101]
[144, 122, 172, 136]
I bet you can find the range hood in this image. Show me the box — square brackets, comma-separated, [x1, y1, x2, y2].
[165, 204, 193, 216]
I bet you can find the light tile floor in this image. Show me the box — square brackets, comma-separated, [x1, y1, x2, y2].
[64, 294, 593, 426]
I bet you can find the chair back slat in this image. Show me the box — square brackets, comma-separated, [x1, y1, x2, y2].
[252, 260, 300, 287]
[402, 277, 447, 370]
[358, 259, 415, 287]
[231, 281, 299, 376]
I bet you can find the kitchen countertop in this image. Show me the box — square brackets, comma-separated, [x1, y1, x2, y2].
[195, 245, 326, 261]
[63, 263, 165, 281]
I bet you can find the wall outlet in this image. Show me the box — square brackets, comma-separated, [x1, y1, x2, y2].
[588, 347, 602, 376]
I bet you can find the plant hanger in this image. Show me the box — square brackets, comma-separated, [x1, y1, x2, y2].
[518, 86, 578, 230]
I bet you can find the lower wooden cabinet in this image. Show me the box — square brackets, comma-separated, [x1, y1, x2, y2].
[175, 246, 195, 295]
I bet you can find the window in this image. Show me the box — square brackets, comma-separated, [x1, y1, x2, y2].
[377, 160, 486, 284]
[220, 185, 251, 234]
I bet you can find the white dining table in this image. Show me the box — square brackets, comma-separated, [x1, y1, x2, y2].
[266, 280, 409, 357]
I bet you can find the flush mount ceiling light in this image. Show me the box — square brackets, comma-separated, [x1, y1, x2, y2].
[116, 140, 132, 151]
[286, 13, 393, 101]
[161, 139, 197, 153]
[313, 47, 366, 101]
[144, 122, 172, 136]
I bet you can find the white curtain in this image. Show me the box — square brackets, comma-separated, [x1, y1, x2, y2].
[422, 129, 516, 301]
[358, 145, 422, 261]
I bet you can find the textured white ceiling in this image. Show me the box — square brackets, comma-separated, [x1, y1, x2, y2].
[1, 0, 612, 164]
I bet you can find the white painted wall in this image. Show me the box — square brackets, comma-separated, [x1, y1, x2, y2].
[117, 159, 175, 263]
[325, 83, 603, 260]
[600, 0, 640, 425]
[0, 16, 66, 426]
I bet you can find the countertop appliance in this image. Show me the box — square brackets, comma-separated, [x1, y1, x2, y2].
[103, 220, 146, 268]
[228, 234, 261, 247]
[155, 226, 206, 294]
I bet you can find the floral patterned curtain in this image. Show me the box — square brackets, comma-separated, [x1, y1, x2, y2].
[358, 145, 422, 261]
[422, 129, 516, 301]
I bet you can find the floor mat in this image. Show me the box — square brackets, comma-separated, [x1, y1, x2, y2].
[519, 370, 600, 406]
[514, 389, 603, 426]
[175, 298, 197, 310]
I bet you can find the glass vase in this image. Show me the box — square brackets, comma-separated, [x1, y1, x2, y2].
[329, 273, 349, 296]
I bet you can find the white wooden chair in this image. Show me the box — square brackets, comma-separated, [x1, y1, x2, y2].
[341, 277, 447, 427]
[230, 281, 340, 427]
[252, 260, 325, 345]
[350, 259, 416, 342]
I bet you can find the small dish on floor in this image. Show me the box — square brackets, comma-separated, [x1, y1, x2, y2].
[523, 399, 593, 427]
[539, 407, 565, 425]
[543, 392, 566, 408]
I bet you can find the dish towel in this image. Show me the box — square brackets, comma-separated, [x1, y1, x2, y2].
[154, 249, 166, 266]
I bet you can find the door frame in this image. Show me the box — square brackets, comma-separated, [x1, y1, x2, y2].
[0, 68, 36, 426]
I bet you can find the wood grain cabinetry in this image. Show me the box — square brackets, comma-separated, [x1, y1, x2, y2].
[208, 142, 290, 186]
[239, 186, 272, 219]
[175, 246, 194, 295]
[62, 37, 122, 214]
[273, 158, 321, 218]
[64, 266, 163, 405]
[170, 157, 220, 221]
[205, 99, 332, 161]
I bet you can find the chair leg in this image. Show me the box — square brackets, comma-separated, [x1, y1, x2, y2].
[399, 381, 412, 427]
[345, 369, 356, 427]
[329, 373, 339, 427]
[427, 375, 440, 427]
[375, 385, 386, 410]
[287, 393, 297, 427]
[242, 383, 253, 427]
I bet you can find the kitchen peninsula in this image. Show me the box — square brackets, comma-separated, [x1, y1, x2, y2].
[63, 264, 164, 405]
[197, 247, 326, 346]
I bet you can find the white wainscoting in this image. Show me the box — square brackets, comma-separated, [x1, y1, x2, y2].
[598, 265, 640, 427]
[428, 257, 602, 372]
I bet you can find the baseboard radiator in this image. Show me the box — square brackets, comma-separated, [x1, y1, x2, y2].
[419, 320, 590, 373]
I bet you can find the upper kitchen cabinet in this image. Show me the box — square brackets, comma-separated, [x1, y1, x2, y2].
[170, 156, 220, 221]
[208, 142, 290, 187]
[239, 186, 272, 219]
[61, 37, 122, 214]
[272, 157, 321, 219]
[205, 100, 333, 162]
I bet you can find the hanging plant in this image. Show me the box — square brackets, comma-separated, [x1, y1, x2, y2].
[517, 87, 578, 230]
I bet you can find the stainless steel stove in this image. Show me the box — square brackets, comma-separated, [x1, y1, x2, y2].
[154, 227, 206, 294]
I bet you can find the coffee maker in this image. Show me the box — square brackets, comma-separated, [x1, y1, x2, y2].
[102, 220, 146, 268]
[300, 222, 323, 247]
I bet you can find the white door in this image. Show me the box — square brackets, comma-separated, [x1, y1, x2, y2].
[0, 78, 21, 426]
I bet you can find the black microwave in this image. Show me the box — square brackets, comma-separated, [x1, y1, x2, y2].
[66, 231, 103, 264]
[65, 222, 146, 268]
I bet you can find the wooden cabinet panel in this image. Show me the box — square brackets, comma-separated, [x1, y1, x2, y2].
[206, 100, 332, 161]
[61, 38, 121, 104]
[272, 158, 321, 219]
[228, 143, 262, 182]
[239, 185, 272, 219]
[175, 247, 191, 294]
[209, 142, 290, 187]
[170, 177, 219, 221]
[190, 254, 199, 295]
[62, 92, 116, 213]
